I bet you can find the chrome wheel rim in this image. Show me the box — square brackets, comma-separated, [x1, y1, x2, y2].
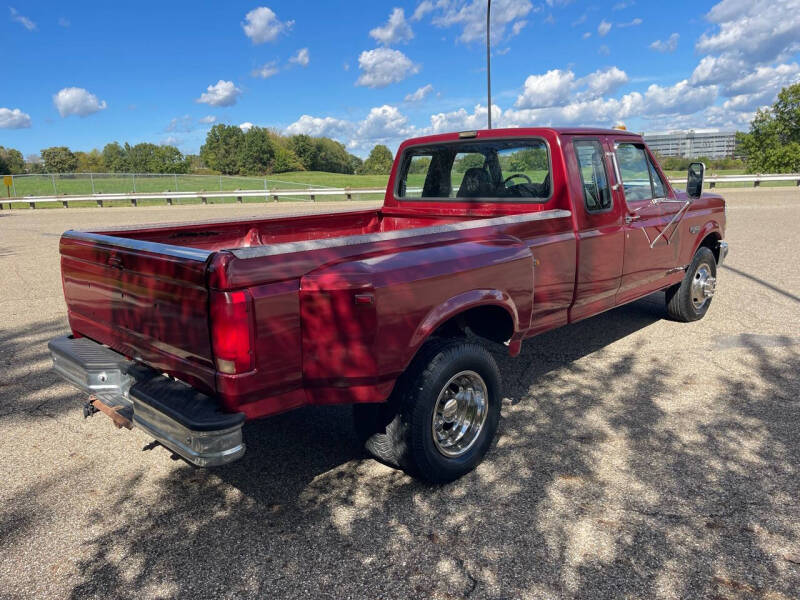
[690, 262, 716, 310]
[431, 370, 488, 458]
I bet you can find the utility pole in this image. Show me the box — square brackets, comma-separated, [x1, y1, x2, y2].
[486, 0, 492, 129]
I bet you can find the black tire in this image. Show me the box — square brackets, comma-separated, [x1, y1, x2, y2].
[353, 338, 502, 483]
[665, 246, 717, 322]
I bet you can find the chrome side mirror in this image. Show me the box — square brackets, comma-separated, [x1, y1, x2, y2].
[687, 162, 705, 199]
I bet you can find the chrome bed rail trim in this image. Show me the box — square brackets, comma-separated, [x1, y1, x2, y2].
[62, 231, 213, 262]
[231, 209, 573, 259]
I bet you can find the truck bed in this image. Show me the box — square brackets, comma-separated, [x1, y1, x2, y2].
[60, 206, 572, 417]
[88, 208, 472, 252]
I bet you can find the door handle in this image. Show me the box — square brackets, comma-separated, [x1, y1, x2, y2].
[625, 214, 641, 224]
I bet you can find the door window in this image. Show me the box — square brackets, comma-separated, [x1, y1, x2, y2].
[574, 140, 612, 212]
[615, 143, 653, 201]
[648, 157, 668, 198]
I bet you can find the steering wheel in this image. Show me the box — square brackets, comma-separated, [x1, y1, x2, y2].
[503, 173, 532, 187]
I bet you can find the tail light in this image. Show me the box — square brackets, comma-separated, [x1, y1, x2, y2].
[210, 290, 255, 375]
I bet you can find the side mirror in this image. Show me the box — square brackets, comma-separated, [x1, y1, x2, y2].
[686, 162, 705, 199]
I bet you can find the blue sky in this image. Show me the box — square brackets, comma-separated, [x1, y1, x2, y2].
[2, 0, 799, 158]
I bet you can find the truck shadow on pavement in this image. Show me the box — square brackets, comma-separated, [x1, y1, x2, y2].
[0, 319, 73, 424]
[4, 298, 799, 599]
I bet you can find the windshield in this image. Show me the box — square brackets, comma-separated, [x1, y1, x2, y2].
[396, 139, 550, 202]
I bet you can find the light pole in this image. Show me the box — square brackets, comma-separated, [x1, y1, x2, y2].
[486, 0, 492, 129]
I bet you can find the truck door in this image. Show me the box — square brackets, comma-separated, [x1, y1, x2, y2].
[610, 139, 681, 304]
[565, 136, 625, 323]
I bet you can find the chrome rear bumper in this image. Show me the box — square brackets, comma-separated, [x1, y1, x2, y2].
[48, 336, 245, 467]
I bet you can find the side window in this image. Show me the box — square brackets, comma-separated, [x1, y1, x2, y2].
[615, 143, 653, 202]
[574, 140, 612, 212]
[647, 157, 668, 198]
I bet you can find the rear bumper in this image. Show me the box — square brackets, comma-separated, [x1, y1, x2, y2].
[48, 336, 245, 467]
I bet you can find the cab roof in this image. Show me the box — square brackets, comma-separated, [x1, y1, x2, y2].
[401, 126, 641, 148]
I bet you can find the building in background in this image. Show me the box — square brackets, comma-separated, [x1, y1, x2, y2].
[643, 129, 739, 159]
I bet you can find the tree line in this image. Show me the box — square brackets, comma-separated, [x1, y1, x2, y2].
[199, 124, 394, 176]
[1, 129, 396, 177]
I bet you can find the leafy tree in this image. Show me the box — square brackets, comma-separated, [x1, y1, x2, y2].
[101, 142, 129, 172]
[272, 143, 304, 173]
[360, 144, 393, 175]
[738, 82, 800, 173]
[25, 154, 45, 174]
[156, 145, 190, 174]
[0, 146, 25, 174]
[41, 146, 78, 173]
[200, 124, 244, 175]
[452, 153, 484, 173]
[125, 143, 161, 173]
[506, 147, 547, 172]
[75, 149, 104, 173]
[407, 156, 431, 174]
[237, 127, 275, 175]
[288, 134, 317, 171]
[312, 137, 353, 173]
[347, 153, 364, 174]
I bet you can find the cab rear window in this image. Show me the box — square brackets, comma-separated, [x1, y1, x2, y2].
[396, 139, 551, 202]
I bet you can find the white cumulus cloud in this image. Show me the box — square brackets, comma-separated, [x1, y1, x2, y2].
[405, 84, 434, 102]
[198, 115, 217, 124]
[252, 62, 279, 79]
[370, 8, 414, 45]
[0, 107, 32, 129]
[641, 80, 718, 116]
[650, 33, 679, 53]
[515, 67, 629, 109]
[697, 0, 800, 65]
[597, 19, 612, 36]
[412, 1, 435, 21]
[433, 0, 534, 44]
[289, 47, 310, 67]
[242, 7, 293, 44]
[9, 7, 36, 31]
[286, 115, 354, 138]
[428, 104, 502, 133]
[53, 87, 107, 117]
[515, 69, 576, 109]
[239, 122, 254, 132]
[581, 66, 629, 98]
[356, 48, 420, 88]
[196, 80, 242, 107]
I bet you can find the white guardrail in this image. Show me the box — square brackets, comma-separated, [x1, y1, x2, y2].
[0, 187, 388, 209]
[0, 174, 798, 209]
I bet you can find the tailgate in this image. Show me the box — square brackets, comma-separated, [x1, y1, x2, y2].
[59, 231, 216, 394]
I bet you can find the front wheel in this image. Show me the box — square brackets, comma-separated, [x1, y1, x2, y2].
[665, 246, 717, 322]
[354, 339, 501, 483]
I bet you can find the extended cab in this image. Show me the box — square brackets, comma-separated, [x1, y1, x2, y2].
[49, 128, 728, 482]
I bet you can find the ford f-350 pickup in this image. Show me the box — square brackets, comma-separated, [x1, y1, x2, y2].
[49, 127, 728, 482]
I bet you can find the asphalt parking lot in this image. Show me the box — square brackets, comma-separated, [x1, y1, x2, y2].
[1, 189, 798, 599]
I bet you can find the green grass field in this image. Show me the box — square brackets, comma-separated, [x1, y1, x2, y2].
[1, 172, 390, 209]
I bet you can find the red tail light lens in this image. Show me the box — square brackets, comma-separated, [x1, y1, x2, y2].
[210, 290, 254, 375]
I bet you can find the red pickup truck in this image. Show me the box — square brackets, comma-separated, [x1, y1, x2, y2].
[49, 127, 728, 482]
